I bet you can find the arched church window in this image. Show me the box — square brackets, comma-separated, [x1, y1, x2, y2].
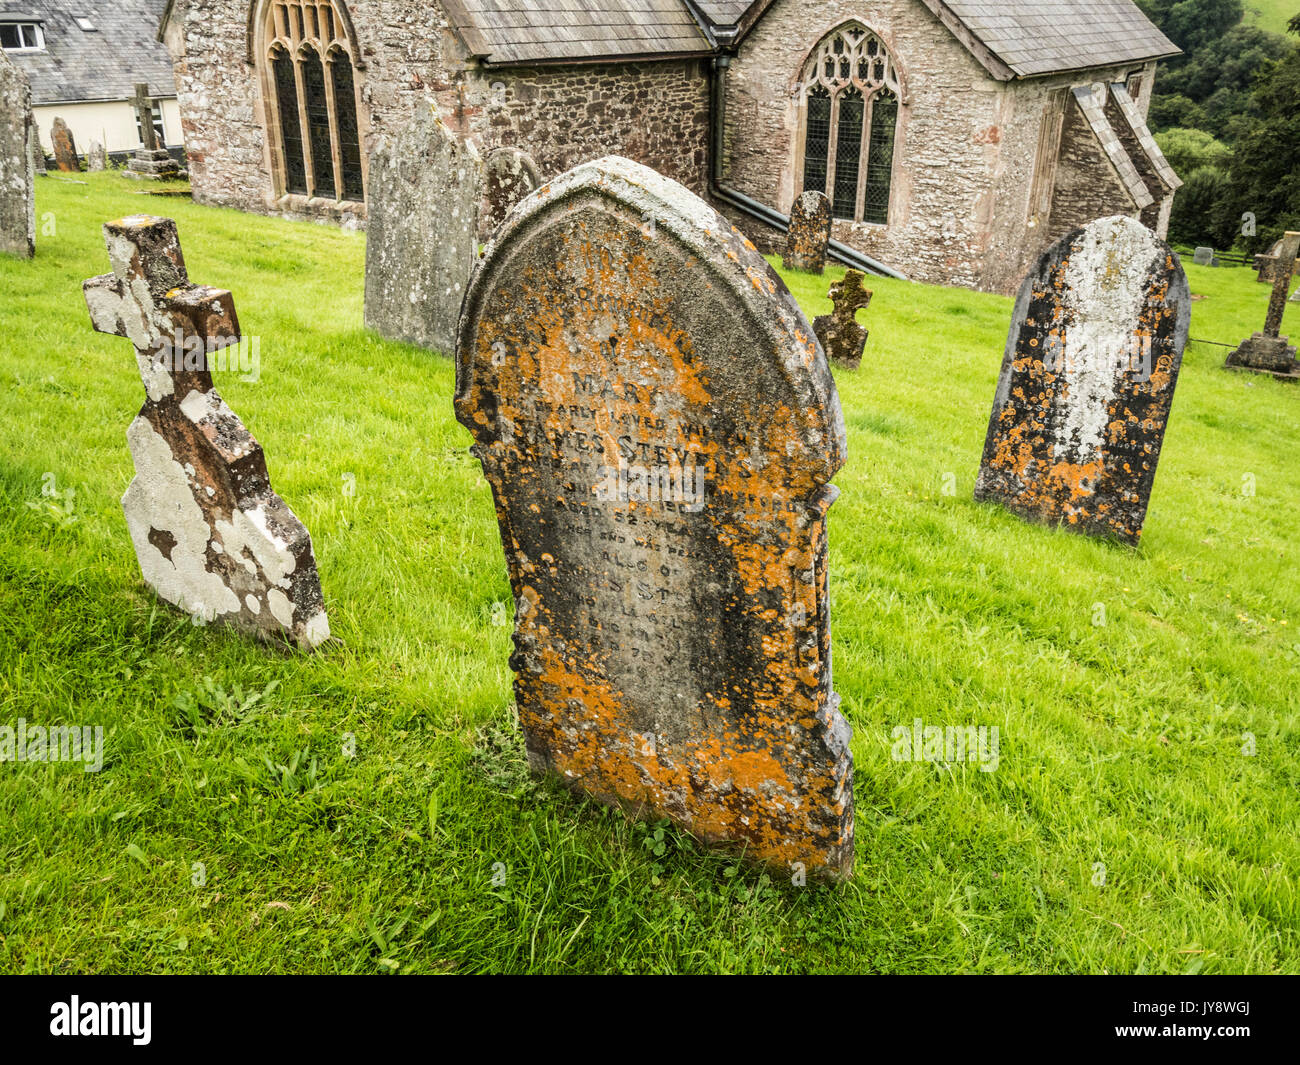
[259, 1, 365, 202]
[799, 25, 901, 224]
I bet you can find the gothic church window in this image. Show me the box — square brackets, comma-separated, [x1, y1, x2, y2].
[258, 1, 365, 202]
[799, 25, 900, 224]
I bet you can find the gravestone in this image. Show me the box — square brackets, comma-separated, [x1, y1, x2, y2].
[0, 51, 35, 259]
[482, 145, 541, 239]
[812, 270, 872, 370]
[975, 215, 1190, 545]
[87, 141, 106, 172]
[1227, 231, 1300, 380]
[1192, 246, 1213, 266]
[1252, 239, 1297, 284]
[28, 124, 46, 177]
[782, 191, 832, 274]
[456, 156, 854, 879]
[51, 117, 78, 172]
[83, 215, 330, 650]
[126, 84, 180, 180]
[364, 100, 481, 356]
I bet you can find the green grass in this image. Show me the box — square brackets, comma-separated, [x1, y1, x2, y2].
[1, 171, 1298, 974]
[1244, 0, 1297, 36]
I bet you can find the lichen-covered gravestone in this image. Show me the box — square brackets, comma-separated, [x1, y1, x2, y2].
[87, 141, 106, 172]
[482, 146, 541, 238]
[975, 215, 1190, 545]
[813, 269, 872, 370]
[1227, 231, 1300, 381]
[782, 191, 832, 274]
[51, 117, 78, 172]
[457, 156, 854, 878]
[364, 100, 481, 356]
[84, 215, 330, 650]
[0, 50, 35, 259]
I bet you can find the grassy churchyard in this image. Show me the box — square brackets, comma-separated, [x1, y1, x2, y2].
[1, 171, 1297, 975]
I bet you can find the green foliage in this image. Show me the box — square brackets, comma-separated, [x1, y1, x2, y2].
[0, 174, 1298, 973]
[1167, 166, 1237, 246]
[1154, 127, 1233, 175]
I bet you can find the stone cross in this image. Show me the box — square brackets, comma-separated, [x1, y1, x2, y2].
[782, 190, 832, 274]
[50, 117, 78, 172]
[976, 215, 1190, 545]
[131, 83, 159, 151]
[0, 50, 35, 259]
[1226, 230, 1300, 379]
[812, 269, 872, 370]
[83, 215, 330, 649]
[456, 156, 854, 879]
[365, 100, 481, 356]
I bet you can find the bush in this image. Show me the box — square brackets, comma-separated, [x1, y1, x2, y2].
[1154, 127, 1232, 177]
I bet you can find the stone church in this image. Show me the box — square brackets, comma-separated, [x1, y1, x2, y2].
[158, 0, 1182, 293]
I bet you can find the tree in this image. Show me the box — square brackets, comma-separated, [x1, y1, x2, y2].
[1154, 126, 1232, 175]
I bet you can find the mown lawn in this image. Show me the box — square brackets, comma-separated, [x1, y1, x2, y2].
[1, 171, 1297, 974]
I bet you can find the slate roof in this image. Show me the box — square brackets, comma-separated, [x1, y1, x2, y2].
[0, 0, 175, 105]
[442, 0, 712, 65]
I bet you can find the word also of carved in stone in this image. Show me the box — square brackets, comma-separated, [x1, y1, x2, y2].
[365, 100, 481, 356]
[83, 215, 329, 649]
[0, 51, 35, 259]
[456, 156, 854, 878]
[782, 190, 832, 274]
[125, 84, 180, 181]
[813, 269, 872, 370]
[975, 215, 1190, 545]
[1227, 231, 1300, 380]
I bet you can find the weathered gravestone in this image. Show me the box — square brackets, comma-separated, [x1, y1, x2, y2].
[126, 84, 180, 180]
[1192, 246, 1213, 266]
[1227, 231, 1300, 380]
[87, 141, 106, 172]
[28, 124, 46, 177]
[975, 215, 1190, 545]
[782, 190, 832, 274]
[83, 215, 330, 649]
[482, 145, 541, 239]
[1253, 239, 1297, 284]
[813, 269, 872, 370]
[51, 117, 78, 172]
[365, 100, 481, 355]
[456, 156, 854, 878]
[0, 50, 35, 259]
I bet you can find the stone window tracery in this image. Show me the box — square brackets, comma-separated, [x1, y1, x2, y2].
[257, 1, 365, 203]
[799, 24, 900, 225]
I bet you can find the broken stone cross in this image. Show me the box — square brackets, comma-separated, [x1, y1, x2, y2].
[132, 83, 159, 151]
[84, 215, 330, 649]
[1226, 230, 1300, 380]
[126, 84, 179, 180]
[812, 269, 873, 369]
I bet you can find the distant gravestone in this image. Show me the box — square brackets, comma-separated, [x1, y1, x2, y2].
[1227, 230, 1300, 380]
[782, 190, 832, 274]
[482, 145, 541, 239]
[975, 215, 1190, 545]
[1192, 246, 1213, 266]
[126, 84, 180, 180]
[456, 156, 854, 878]
[28, 124, 46, 177]
[365, 100, 481, 356]
[83, 215, 330, 650]
[51, 117, 78, 172]
[0, 50, 35, 259]
[87, 140, 106, 172]
[813, 269, 872, 370]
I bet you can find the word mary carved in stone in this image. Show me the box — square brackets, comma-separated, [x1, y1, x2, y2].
[456, 156, 854, 879]
[84, 215, 329, 650]
[975, 215, 1190, 545]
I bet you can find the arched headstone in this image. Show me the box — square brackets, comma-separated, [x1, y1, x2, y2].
[481, 145, 541, 239]
[456, 156, 854, 878]
[975, 215, 1190, 545]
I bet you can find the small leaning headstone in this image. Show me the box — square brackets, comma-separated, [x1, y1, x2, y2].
[1226, 230, 1300, 380]
[83, 215, 330, 649]
[975, 215, 1190, 545]
[813, 269, 872, 370]
[364, 99, 481, 356]
[782, 190, 832, 274]
[51, 117, 78, 172]
[456, 156, 854, 878]
[1192, 246, 1213, 266]
[0, 50, 35, 258]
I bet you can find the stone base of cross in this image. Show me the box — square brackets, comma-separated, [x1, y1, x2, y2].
[126, 148, 181, 181]
[83, 214, 330, 650]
